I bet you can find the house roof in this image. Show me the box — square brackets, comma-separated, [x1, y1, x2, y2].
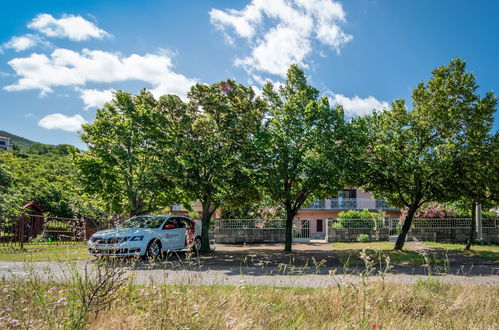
[22, 201, 44, 213]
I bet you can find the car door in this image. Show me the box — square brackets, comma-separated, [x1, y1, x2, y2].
[161, 217, 186, 250]
[160, 218, 180, 250]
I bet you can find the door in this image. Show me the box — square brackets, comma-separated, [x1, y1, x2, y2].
[292, 219, 310, 243]
[161, 218, 186, 250]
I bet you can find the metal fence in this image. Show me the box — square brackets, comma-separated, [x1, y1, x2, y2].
[217, 219, 287, 229]
[412, 218, 498, 229]
[331, 218, 384, 229]
[0, 214, 116, 248]
[216, 219, 311, 242]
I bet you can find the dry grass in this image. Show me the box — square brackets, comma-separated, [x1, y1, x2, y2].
[1, 278, 497, 329]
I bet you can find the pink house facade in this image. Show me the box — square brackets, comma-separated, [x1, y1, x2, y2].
[296, 188, 401, 239]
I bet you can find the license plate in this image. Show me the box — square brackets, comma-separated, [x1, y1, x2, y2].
[95, 244, 107, 249]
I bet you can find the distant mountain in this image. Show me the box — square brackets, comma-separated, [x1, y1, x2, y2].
[0, 130, 36, 151]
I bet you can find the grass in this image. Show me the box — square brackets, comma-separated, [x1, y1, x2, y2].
[332, 242, 419, 266]
[423, 242, 499, 262]
[0, 278, 497, 329]
[331, 242, 442, 266]
[0, 243, 90, 262]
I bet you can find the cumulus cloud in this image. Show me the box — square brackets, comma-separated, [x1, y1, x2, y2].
[38, 113, 87, 131]
[210, 0, 352, 77]
[4, 48, 197, 99]
[28, 14, 111, 41]
[78, 88, 114, 109]
[327, 92, 389, 117]
[2, 35, 37, 52]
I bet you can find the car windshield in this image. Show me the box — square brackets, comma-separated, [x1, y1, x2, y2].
[120, 216, 165, 229]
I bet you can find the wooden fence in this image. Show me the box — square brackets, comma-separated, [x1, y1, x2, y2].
[0, 214, 117, 249]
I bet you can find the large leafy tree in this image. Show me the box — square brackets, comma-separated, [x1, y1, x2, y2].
[167, 80, 264, 251]
[73, 89, 185, 217]
[257, 65, 351, 252]
[0, 151, 102, 217]
[361, 58, 497, 250]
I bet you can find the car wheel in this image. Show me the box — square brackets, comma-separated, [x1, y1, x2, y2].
[145, 239, 162, 260]
[192, 236, 202, 252]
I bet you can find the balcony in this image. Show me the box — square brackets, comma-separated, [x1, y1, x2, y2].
[303, 198, 397, 210]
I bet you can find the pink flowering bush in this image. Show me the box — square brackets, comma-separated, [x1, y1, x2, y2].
[399, 203, 457, 220]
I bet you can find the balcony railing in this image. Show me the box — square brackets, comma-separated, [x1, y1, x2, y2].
[303, 198, 397, 210]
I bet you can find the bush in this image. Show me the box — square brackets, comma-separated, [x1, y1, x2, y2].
[335, 209, 384, 229]
[356, 234, 370, 242]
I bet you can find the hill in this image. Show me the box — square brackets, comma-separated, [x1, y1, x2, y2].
[0, 130, 36, 151]
[0, 130, 76, 154]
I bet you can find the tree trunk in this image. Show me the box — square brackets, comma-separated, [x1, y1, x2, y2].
[394, 204, 418, 250]
[465, 201, 476, 250]
[200, 200, 213, 252]
[284, 203, 295, 252]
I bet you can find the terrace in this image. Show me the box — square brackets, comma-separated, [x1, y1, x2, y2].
[302, 198, 398, 210]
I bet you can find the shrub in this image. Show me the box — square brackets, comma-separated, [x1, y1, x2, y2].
[335, 209, 384, 229]
[356, 234, 370, 242]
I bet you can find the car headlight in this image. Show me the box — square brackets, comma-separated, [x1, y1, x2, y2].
[129, 236, 144, 241]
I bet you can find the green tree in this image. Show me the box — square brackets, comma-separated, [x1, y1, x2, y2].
[448, 132, 498, 249]
[257, 65, 351, 251]
[168, 80, 264, 251]
[73, 89, 184, 217]
[361, 58, 497, 250]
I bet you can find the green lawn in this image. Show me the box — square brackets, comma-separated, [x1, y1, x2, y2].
[423, 242, 499, 262]
[331, 242, 441, 266]
[0, 243, 90, 262]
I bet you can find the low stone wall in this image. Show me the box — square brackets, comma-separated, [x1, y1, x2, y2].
[407, 227, 499, 243]
[214, 228, 286, 244]
[328, 226, 389, 242]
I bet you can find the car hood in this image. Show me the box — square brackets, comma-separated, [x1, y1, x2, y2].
[92, 228, 154, 238]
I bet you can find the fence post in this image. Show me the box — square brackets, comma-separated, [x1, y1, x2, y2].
[18, 214, 25, 250]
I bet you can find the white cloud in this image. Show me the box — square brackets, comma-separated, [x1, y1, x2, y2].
[38, 113, 86, 131]
[210, 0, 352, 77]
[28, 14, 110, 41]
[78, 88, 114, 109]
[2, 35, 37, 52]
[327, 92, 389, 117]
[4, 48, 197, 99]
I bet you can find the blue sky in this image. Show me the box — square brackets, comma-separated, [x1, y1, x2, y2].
[1, 0, 498, 148]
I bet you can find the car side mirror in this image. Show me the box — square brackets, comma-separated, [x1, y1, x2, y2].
[164, 224, 176, 229]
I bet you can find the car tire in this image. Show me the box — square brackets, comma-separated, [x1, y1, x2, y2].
[191, 236, 202, 252]
[144, 239, 162, 260]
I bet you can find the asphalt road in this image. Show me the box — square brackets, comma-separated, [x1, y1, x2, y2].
[1, 243, 497, 287]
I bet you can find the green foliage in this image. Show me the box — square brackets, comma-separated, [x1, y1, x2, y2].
[337, 209, 383, 220]
[356, 234, 370, 242]
[74, 89, 186, 216]
[359, 58, 497, 249]
[256, 65, 354, 251]
[0, 152, 104, 217]
[165, 80, 264, 250]
[26, 142, 74, 155]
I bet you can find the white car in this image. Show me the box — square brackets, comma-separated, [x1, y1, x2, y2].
[87, 215, 202, 258]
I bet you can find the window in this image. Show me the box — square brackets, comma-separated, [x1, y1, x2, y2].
[317, 219, 323, 233]
[342, 189, 357, 199]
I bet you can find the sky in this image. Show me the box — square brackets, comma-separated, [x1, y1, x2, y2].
[1, 0, 498, 148]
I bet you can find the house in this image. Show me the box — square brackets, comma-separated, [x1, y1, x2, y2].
[0, 136, 12, 150]
[296, 188, 401, 239]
